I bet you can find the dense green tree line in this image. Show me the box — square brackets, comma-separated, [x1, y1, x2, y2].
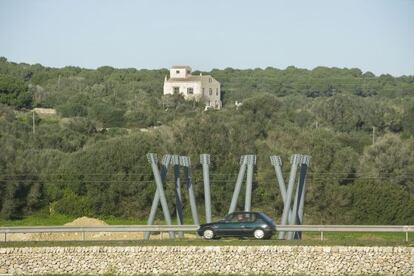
[0, 57, 413, 224]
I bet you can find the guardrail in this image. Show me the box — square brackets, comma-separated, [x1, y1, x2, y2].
[0, 225, 412, 242]
[0, 225, 199, 233]
[278, 225, 414, 241]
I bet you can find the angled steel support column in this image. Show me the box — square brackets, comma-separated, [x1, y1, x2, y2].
[172, 155, 184, 238]
[244, 155, 256, 212]
[289, 155, 311, 239]
[144, 154, 171, 240]
[297, 155, 311, 239]
[270, 155, 287, 202]
[271, 155, 293, 234]
[200, 154, 212, 223]
[146, 153, 174, 238]
[288, 174, 302, 240]
[229, 155, 248, 214]
[181, 156, 200, 225]
[278, 154, 302, 240]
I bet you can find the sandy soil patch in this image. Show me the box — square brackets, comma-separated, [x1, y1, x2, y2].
[5, 217, 197, 241]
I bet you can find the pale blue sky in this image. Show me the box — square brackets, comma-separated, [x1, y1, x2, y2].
[0, 0, 413, 76]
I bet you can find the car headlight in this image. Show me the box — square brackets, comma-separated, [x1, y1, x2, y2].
[261, 224, 269, 228]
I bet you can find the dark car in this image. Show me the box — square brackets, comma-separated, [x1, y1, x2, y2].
[197, 211, 276, 240]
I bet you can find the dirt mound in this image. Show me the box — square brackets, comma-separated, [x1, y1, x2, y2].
[64, 216, 108, 226]
[7, 216, 197, 241]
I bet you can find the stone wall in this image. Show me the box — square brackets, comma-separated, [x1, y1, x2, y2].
[1, 246, 413, 275]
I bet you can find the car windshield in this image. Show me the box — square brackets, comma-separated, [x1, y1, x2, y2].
[259, 213, 275, 224]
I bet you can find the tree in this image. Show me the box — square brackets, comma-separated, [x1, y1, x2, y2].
[359, 134, 414, 193]
[57, 102, 88, 117]
[0, 74, 32, 108]
[351, 180, 414, 224]
[89, 103, 125, 128]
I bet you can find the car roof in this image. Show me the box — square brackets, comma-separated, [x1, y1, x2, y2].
[229, 211, 263, 215]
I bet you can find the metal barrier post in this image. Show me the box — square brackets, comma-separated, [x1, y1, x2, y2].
[298, 156, 311, 225]
[244, 155, 256, 212]
[229, 156, 247, 214]
[321, 231, 324, 241]
[289, 155, 311, 240]
[270, 156, 287, 202]
[200, 154, 212, 223]
[278, 154, 301, 239]
[181, 156, 200, 226]
[271, 155, 292, 239]
[144, 154, 172, 240]
[172, 155, 184, 238]
[147, 153, 174, 238]
[288, 176, 301, 240]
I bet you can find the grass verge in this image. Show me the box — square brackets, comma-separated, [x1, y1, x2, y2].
[1, 214, 412, 247]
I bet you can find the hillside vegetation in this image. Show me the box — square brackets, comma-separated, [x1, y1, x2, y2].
[1, 57, 414, 225]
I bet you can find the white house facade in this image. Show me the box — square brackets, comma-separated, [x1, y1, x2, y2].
[163, 65, 222, 109]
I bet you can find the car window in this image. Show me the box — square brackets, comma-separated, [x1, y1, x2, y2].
[225, 214, 236, 221]
[231, 215, 242, 222]
[244, 213, 256, 222]
[228, 213, 256, 222]
[226, 214, 243, 222]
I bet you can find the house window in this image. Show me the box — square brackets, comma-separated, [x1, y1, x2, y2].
[216, 88, 219, 96]
[209, 88, 212, 95]
[176, 70, 180, 74]
[202, 88, 205, 95]
[173, 87, 180, 94]
[187, 87, 194, 94]
[209, 78, 212, 83]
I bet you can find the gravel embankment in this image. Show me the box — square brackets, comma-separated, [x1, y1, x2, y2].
[1, 245, 413, 275]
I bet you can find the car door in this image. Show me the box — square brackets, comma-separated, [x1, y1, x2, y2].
[217, 214, 244, 236]
[221, 213, 257, 237]
[240, 213, 257, 236]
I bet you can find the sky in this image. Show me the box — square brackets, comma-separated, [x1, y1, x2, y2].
[0, 0, 413, 76]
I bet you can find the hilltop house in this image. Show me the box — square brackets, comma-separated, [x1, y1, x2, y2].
[163, 65, 222, 109]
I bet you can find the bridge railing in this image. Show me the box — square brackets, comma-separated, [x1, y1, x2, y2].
[0, 225, 413, 242]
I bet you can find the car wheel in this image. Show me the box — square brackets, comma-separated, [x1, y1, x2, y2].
[203, 228, 215, 240]
[253, 228, 265, 240]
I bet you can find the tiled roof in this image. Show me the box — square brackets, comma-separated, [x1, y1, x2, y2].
[171, 65, 192, 69]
